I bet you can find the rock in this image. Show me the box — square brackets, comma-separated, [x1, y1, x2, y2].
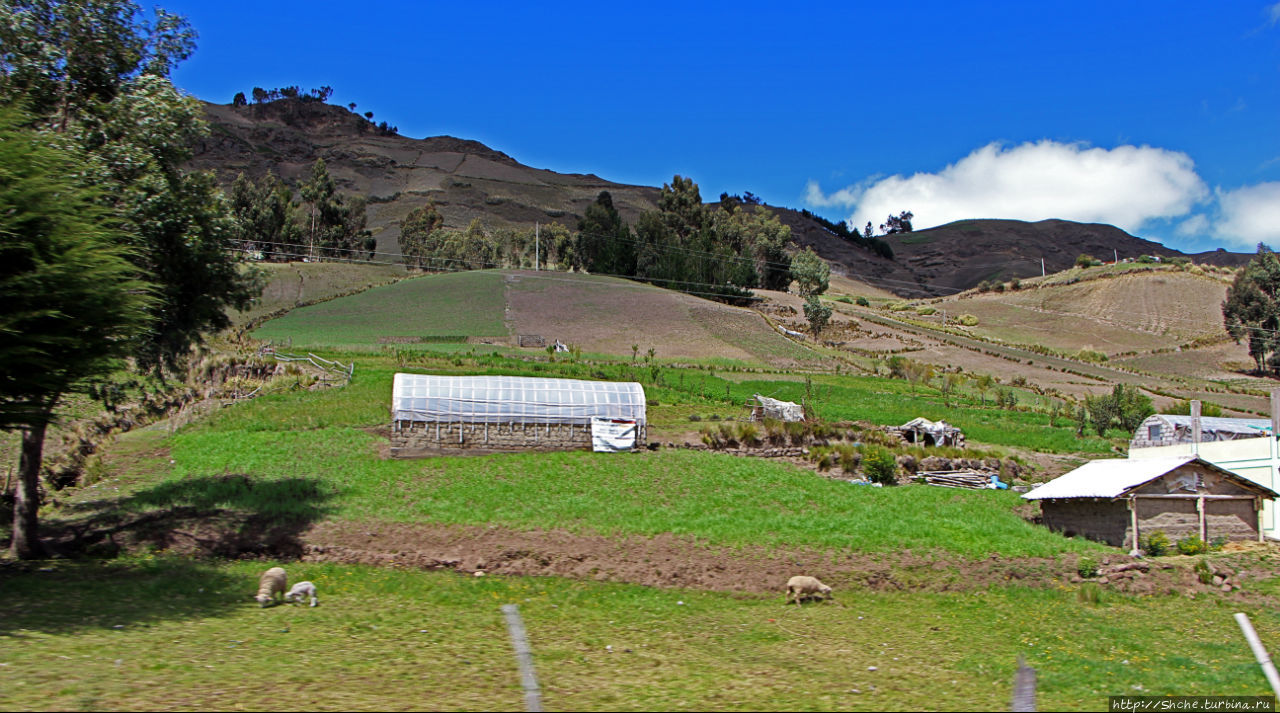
[1213, 575, 1225, 586]
[1221, 583, 1232, 592]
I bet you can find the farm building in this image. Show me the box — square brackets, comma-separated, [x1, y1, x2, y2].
[1129, 409, 1280, 539]
[1023, 456, 1276, 550]
[1129, 414, 1271, 449]
[390, 373, 646, 457]
[894, 417, 964, 447]
[750, 394, 805, 422]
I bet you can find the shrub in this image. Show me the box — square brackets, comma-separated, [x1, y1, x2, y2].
[735, 422, 761, 447]
[1194, 558, 1214, 585]
[861, 444, 898, 485]
[1176, 535, 1208, 556]
[1075, 348, 1108, 364]
[784, 420, 808, 446]
[834, 443, 861, 473]
[815, 452, 833, 471]
[1009, 278, 1021, 290]
[855, 296, 870, 307]
[688, 414, 702, 422]
[1077, 582, 1103, 605]
[717, 422, 736, 446]
[916, 306, 936, 316]
[889, 301, 911, 312]
[761, 418, 786, 445]
[835, 295, 854, 304]
[1142, 531, 1171, 557]
[956, 314, 979, 326]
[1076, 556, 1099, 579]
[1076, 254, 1101, 268]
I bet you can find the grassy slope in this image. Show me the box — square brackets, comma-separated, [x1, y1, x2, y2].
[252, 270, 508, 346]
[232, 262, 408, 326]
[87, 356, 1104, 558]
[2, 557, 1276, 711]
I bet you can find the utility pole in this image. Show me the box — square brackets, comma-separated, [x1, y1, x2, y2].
[535, 222, 539, 271]
[1041, 258, 1045, 277]
[1113, 248, 1118, 264]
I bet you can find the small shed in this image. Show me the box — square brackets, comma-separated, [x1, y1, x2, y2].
[896, 417, 964, 447]
[390, 374, 646, 456]
[1129, 414, 1271, 449]
[750, 394, 805, 422]
[1023, 455, 1277, 550]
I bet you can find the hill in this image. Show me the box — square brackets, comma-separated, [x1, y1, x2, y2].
[192, 98, 1252, 296]
[193, 99, 661, 257]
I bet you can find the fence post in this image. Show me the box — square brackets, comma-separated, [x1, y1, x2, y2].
[501, 604, 543, 712]
[1235, 612, 1280, 698]
[1011, 654, 1036, 711]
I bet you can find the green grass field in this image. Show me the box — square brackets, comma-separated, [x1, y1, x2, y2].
[2, 557, 1277, 711]
[232, 262, 408, 326]
[252, 271, 508, 347]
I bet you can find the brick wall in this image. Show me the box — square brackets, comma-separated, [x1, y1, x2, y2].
[1041, 500, 1130, 547]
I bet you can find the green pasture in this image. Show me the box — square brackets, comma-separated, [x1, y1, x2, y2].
[252, 270, 508, 346]
[2, 557, 1276, 711]
[58, 355, 1105, 560]
[232, 261, 407, 326]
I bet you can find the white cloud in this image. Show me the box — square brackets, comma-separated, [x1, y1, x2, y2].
[807, 140, 1208, 234]
[1269, 1, 1280, 25]
[1175, 214, 1210, 237]
[1213, 182, 1280, 247]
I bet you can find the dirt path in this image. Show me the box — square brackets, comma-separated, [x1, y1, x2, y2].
[297, 519, 1191, 597]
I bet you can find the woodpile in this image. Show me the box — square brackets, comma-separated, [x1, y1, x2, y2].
[915, 470, 994, 489]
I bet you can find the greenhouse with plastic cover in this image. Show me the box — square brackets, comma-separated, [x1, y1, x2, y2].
[389, 373, 647, 456]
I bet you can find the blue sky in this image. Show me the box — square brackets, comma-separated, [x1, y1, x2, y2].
[165, 1, 1280, 253]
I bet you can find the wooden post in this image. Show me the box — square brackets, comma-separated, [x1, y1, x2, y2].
[501, 604, 544, 712]
[1235, 612, 1280, 698]
[1191, 400, 1201, 456]
[1129, 497, 1140, 555]
[1260, 497, 1267, 544]
[1197, 495, 1207, 543]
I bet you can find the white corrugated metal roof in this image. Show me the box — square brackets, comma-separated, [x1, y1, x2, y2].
[1023, 456, 1200, 500]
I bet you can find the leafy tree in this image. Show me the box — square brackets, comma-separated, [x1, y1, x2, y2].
[299, 158, 335, 258]
[974, 373, 995, 405]
[0, 109, 153, 558]
[252, 86, 267, 104]
[1084, 384, 1153, 437]
[0, 0, 259, 376]
[1223, 246, 1280, 373]
[790, 247, 829, 297]
[399, 203, 445, 270]
[230, 171, 298, 261]
[941, 372, 964, 407]
[879, 210, 914, 234]
[232, 91, 246, 106]
[804, 296, 832, 338]
[576, 191, 634, 276]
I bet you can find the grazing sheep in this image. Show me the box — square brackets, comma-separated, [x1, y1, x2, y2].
[785, 575, 833, 606]
[285, 581, 318, 607]
[255, 567, 287, 607]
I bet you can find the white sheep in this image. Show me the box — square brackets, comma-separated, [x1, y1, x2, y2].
[285, 581, 318, 607]
[785, 575, 833, 606]
[255, 567, 287, 607]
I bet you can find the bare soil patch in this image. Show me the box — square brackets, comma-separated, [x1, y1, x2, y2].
[504, 271, 815, 366]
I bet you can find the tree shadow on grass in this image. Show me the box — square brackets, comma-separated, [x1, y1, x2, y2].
[38, 473, 335, 560]
[0, 556, 257, 636]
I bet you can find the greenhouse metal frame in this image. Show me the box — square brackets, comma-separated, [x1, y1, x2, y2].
[392, 373, 647, 427]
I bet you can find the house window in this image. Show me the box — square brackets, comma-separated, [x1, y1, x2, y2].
[1148, 424, 1162, 441]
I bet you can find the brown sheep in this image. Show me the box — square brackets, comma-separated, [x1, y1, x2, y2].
[255, 567, 287, 607]
[785, 575, 833, 606]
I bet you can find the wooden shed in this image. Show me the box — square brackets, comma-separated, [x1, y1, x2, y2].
[1022, 456, 1277, 551]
